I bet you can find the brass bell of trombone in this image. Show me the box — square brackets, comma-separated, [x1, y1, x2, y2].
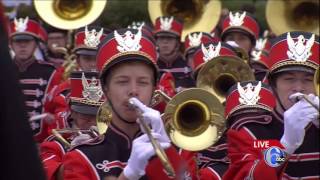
[148, 0, 221, 41]
[196, 56, 255, 104]
[266, 0, 319, 35]
[96, 101, 112, 135]
[34, 0, 107, 30]
[163, 88, 225, 151]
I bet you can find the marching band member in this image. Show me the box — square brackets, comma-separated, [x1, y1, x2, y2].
[45, 25, 68, 67]
[223, 31, 319, 180]
[40, 71, 104, 180]
[43, 26, 108, 136]
[63, 28, 197, 180]
[9, 17, 61, 142]
[220, 11, 259, 56]
[154, 16, 195, 92]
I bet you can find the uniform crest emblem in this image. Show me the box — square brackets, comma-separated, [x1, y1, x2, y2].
[229, 12, 246, 26]
[114, 29, 142, 52]
[14, 16, 28, 32]
[238, 81, 261, 105]
[81, 73, 103, 102]
[255, 38, 267, 51]
[188, 32, 203, 47]
[160, 16, 173, 31]
[251, 50, 262, 61]
[201, 42, 221, 62]
[287, 32, 315, 62]
[84, 26, 103, 48]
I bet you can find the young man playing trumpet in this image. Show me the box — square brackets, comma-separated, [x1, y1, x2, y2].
[62, 28, 196, 180]
[223, 31, 319, 179]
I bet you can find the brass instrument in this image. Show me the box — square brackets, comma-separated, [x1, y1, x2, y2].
[52, 127, 99, 148]
[266, 0, 319, 35]
[196, 56, 255, 103]
[34, 0, 107, 30]
[162, 88, 225, 151]
[96, 101, 112, 135]
[315, 68, 319, 96]
[148, 0, 221, 40]
[128, 97, 175, 177]
[34, 0, 107, 80]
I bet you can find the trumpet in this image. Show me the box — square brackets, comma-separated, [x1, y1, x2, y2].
[128, 97, 175, 178]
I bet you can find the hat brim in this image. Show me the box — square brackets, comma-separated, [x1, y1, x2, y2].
[155, 32, 179, 38]
[75, 49, 97, 56]
[272, 65, 315, 75]
[71, 104, 99, 116]
[11, 34, 36, 41]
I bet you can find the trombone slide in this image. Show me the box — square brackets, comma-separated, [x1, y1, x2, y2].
[128, 97, 175, 178]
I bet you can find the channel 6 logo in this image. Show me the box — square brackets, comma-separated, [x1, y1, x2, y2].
[264, 146, 286, 167]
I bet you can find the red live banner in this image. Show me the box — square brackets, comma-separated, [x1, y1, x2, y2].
[253, 139, 284, 150]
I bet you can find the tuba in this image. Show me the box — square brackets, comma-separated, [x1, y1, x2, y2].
[34, 0, 107, 80]
[266, 0, 319, 35]
[148, 0, 221, 41]
[196, 56, 255, 104]
[34, 0, 107, 30]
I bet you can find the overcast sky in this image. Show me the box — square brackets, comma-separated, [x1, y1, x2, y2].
[2, 0, 32, 7]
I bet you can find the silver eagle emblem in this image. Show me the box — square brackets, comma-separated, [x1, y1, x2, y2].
[238, 81, 261, 105]
[14, 16, 28, 32]
[287, 32, 315, 62]
[201, 42, 221, 62]
[188, 32, 203, 47]
[160, 16, 173, 31]
[81, 73, 103, 102]
[84, 26, 104, 48]
[229, 11, 246, 26]
[114, 29, 142, 52]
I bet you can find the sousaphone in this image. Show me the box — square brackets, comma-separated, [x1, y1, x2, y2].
[148, 0, 221, 41]
[196, 56, 255, 103]
[266, 0, 319, 35]
[34, 0, 107, 30]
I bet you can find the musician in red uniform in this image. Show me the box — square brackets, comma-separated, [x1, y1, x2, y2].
[9, 16, 61, 142]
[223, 31, 319, 180]
[43, 26, 108, 134]
[40, 71, 104, 180]
[154, 16, 195, 91]
[63, 28, 197, 180]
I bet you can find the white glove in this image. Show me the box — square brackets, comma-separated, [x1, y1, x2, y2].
[70, 133, 91, 146]
[281, 93, 319, 154]
[123, 133, 171, 180]
[130, 97, 170, 142]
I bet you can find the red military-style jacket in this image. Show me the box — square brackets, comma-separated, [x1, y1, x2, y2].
[63, 123, 198, 180]
[223, 110, 319, 180]
[43, 79, 71, 132]
[40, 135, 69, 180]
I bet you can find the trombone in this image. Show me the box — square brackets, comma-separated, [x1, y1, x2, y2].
[128, 98, 175, 178]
